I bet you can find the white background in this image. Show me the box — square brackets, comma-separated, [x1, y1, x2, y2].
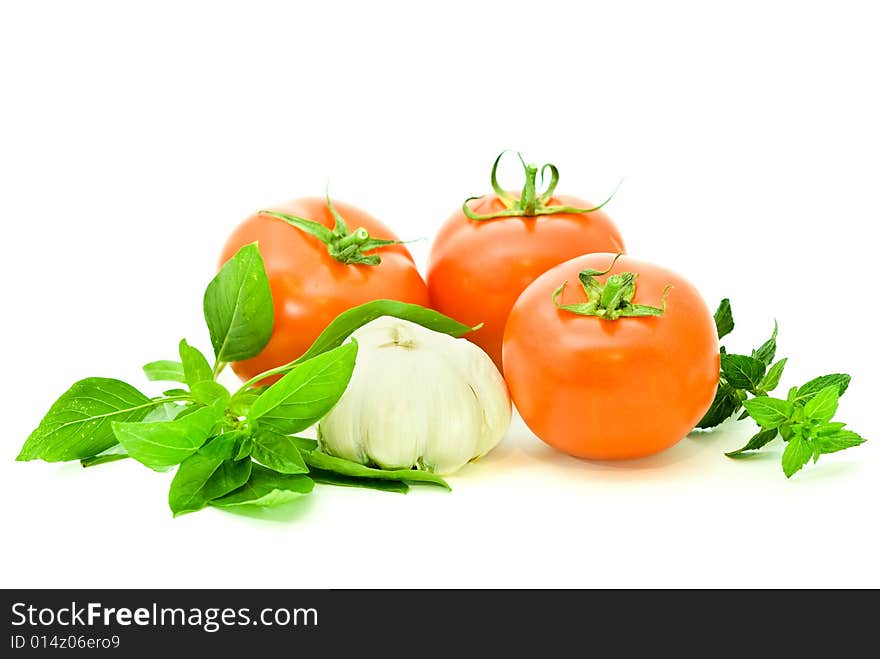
[1, 1, 878, 588]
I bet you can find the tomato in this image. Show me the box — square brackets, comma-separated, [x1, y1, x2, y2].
[502, 253, 719, 460]
[220, 197, 429, 383]
[427, 153, 625, 369]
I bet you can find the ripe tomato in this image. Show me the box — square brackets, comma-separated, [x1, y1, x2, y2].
[427, 153, 625, 369]
[220, 197, 429, 383]
[503, 253, 719, 460]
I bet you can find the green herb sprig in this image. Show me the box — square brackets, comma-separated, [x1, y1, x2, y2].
[697, 299, 865, 478]
[17, 243, 474, 515]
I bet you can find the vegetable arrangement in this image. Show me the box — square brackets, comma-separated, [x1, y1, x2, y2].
[17, 244, 469, 515]
[17, 150, 867, 519]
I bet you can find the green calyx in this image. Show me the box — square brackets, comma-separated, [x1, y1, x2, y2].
[462, 150, 619, 221]
[552, 254, 672, 320]
[260, 191, 402, 266]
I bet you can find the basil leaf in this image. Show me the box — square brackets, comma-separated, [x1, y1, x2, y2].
[203, 243, 273, 363]
[803, 385, 839, 423]
[309, 468, 409, 494]
[295, 299, 475, 364]
[759, 358, 787, 393]
[304, 450, 451, 490]
[796, 374, 851, 403]
[713, 298, 734, 339]
[741, 396, 794, 429]
[725, 428, 778, 458]
[190, 381, 231, 406]
[695, 382, 741, 429]
[251, 431, 309, 474]
[168, 433, 252, 516]
[250, 342, 357, 434]
[721, 354, 766, 392]
[143, 402, 188, 422]
[18, 378, 154, 462]
[782, 435, 813, 478]
[112, 403, 224, 471]
[179, 339, 213, 386]
[752, 320, 778, 366]
[211, 464, 314, 508]
[143, 360, 186, 383]
[813, 429, 866, 455]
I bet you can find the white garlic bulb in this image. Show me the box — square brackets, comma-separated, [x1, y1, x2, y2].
[317, 316, 511, 474]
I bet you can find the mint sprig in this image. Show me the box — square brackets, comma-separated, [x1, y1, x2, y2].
[698, 299, 865, 478]
[18, 243, 470, 516]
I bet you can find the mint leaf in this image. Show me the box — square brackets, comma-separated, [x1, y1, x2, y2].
[18, 378, 154, 462]
[725, 428, 778, 458]
[143, 360, 186, 383]
[210, 464, 314, 508]
[752, 321, 778, 366]
[309, 469, 409, 494]
[741, 396, 794, 429]
[113, 403, 224, 471]
[813, 429, 866, 455]
[250, 342, 357, 435]
[803, 385, 839, 423]
[304, 450, 451, 490]
[796, 374, 851, 402]
[168, 432, 252, 516]
[695, 382, 741, 429]
[713, 298, 734, 339]
[759, 358, 787, 393]
[295, 299, 476, 365]
[251, 431, 308, 474]
[782, 435, 813, 478]
[203, 243, 273, 363]
[721, 354, 766, 392]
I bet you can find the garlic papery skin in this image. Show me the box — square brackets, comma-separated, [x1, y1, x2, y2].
[317, 316, 511, 475]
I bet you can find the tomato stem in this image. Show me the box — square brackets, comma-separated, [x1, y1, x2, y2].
[259, 193, 404, 266]
[462, 151, 621, 221]
[552, 254, 672, 320]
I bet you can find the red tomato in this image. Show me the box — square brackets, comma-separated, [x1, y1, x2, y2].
[427, 156, 624, 370]
[503, 253, 719, 460]
[220, 197, 429, 383]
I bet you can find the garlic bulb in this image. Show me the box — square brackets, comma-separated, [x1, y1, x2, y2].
[317, 316, 511, 474]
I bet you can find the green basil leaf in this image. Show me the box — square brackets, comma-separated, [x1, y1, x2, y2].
[759, 358, 787, 393]
[203, 243, 273, 363]
[713, 298, 734, 339]
[295, 299, 475, 365]
[143, 402, 188, 423]
[304, 450, 451, 490]
[168, 433, 253, 516]
[752, 320, 778, 366]
[250, 342, 357, 434]
[796, 374, 851, 403]
[741, 396, 794, 429]
[803, 385, 839, 423]
[190, 381, 231, 406]
[18, 378, 154, 462]
[143, 360, 186, 383]
[695, 382, 741, 429]
[112, 403, 224, 471]
[721, 354, 766, 392]
[782, 435, 813, 478]
[251, 431, 309, 474]
[309, 468, 409, 494]
[813, 429, 866, 455]
[211, 464, 314, 508]
[179, 339, 213, 386]
[725, 428, 778, 458]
